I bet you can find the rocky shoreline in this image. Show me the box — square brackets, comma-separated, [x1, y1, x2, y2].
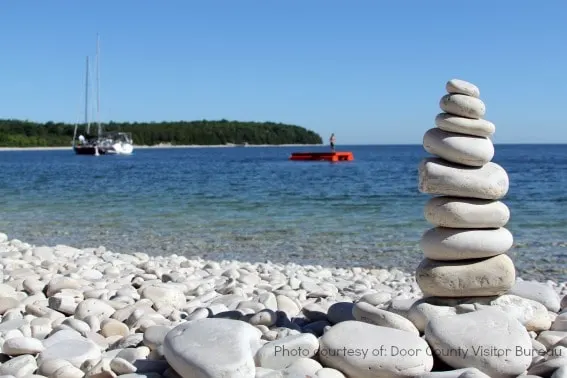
[1, 79, 566, 378]
[0, 233, 565, 378]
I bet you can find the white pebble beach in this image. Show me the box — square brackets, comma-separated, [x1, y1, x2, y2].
[1, 79, 566, 378]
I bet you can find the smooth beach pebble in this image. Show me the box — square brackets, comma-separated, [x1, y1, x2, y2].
[351, 301, 419, 335]
[319, 320, 433, 378]
[2, 336, 45, 355]
[254, 333, 319, 369]
[419, 227, 513, 260]
[439, 93, 486, 119]
[435, 113, 495, 137]
[422, 127, 494, 167]
[425, 308, 532, 378]
[162, 318, 262, 378]
[509, 280, 562, 313]
[416, 254, 516, 297]
[424, 196, 510, 229]
[446, 79, 480, 98]
[418, 158, 509, 200]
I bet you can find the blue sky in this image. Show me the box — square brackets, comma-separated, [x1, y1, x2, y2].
[1, 1, 565, 144]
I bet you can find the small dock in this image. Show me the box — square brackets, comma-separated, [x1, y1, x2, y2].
[289, 151, 354, 162]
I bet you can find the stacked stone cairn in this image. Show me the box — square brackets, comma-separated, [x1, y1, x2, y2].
[417, 78, 514, 298]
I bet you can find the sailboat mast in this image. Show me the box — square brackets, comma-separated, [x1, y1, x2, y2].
[85, 56, 90, 134]
[96, 33, 101, 136]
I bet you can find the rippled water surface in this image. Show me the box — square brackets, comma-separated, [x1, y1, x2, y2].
[0, 145, 565, 281]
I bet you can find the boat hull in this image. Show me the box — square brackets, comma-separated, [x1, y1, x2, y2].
[73, 146, 108, 155]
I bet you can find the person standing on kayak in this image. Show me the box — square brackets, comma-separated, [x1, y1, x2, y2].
[329, 133, 336, 152]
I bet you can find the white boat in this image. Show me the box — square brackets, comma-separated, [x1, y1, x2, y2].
[72, 34, 134, 156]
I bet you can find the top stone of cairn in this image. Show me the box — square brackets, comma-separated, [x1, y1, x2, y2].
[446, 79, 480, 98]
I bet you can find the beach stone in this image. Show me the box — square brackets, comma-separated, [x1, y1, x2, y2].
[407, 299, 458, 333]
[424, 197, 510, 229]
[439, 94, 485, 119]
[315, 368, 346, 378]
[143, 325, 171, 350]
[100, 319, 129, 338]
[283, 358, 322, 376]
[0, 297, 21, 314]
[38, 339, 101, 368]
[446, 79, 480, 98]
[509, 280, 561, 312]
[418, 158, 509, 200]
[537, 331, 567, 349]
[423, 128, 494, 167]
[416, 254, 515, 297]
[163, 318, 262, 378]
[0, 354, 37, 377]
[3, 336, 45, 355]
[254, 333, 319, 369]
[52, 364, 85, 378]
[425, 308, 531, 378]
[487, 294, 551, 332]
[74, 299, 115, 321]
[141, 285, 186, 309]
[418, 368, 490, 377]
[528, 357, 567, 376]
[110, 357, 137, 375]
[352, 302, 419, 335]
[552, 366, 567, 378]
[420, 227, 513, 261]
[318, 320, 433, 377]
[562, 295, 567, 310]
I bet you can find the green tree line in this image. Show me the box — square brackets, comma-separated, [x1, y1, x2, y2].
[0, 119, 323, 147]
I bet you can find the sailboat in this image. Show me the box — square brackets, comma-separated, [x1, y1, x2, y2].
[72, 35, 134, 156]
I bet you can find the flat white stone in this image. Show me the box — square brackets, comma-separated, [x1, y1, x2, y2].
[141, 285, 186, 309]
[37, 339, 101, 368]
[446, 79, 480, 98]
[425, 308, 532, 378]
[315, 368, 347, 378]
[435, 113, 495, 137]
[439, 94, 485, 119]
[2, 336, 45, 355]
[424, 196, 510, 229]
[419, 158, 509, 200]
[418, 367, 490, 377]
[420, 227, 513, 261]
[488, 295, 552, 332]
[74, 298, 116, 322]
[0, 354, 38, 377]
[319, 320, 433, 378]
[509, 280, 561, 312]
[352, 302, 419, 335]
[416, 254, 516, 297]
[423, 128, 494, 167]
[163, 318, 262, 378]
[254, 333, 319, 369]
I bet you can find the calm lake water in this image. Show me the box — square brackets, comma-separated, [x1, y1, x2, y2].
[0, 144, 565, 281]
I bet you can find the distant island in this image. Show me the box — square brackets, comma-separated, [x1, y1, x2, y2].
[0, 119, 323, 147]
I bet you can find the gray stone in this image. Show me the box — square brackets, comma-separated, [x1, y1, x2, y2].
[425, 308, 531, 378]
[419, 158, 509, 200]
[420, 227, 513, 261]
[416, 254, 516, 297]
[424, 197, 510, 229]
[319, 320, 433, 377]
[446, 79, 480, 98]
[423, 128, 493, 167]
[439, 94, 485, 119]
[163, 318, 262, 378]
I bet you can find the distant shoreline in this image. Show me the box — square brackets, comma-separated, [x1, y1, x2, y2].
[0, 143, 324, 151]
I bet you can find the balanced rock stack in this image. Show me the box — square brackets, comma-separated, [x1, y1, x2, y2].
[417, 79, 514, 298]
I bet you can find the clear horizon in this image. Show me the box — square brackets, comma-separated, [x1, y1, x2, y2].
[1, 1, 566, 144]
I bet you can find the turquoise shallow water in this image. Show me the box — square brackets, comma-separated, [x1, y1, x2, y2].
[0, 144, 565, 281]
